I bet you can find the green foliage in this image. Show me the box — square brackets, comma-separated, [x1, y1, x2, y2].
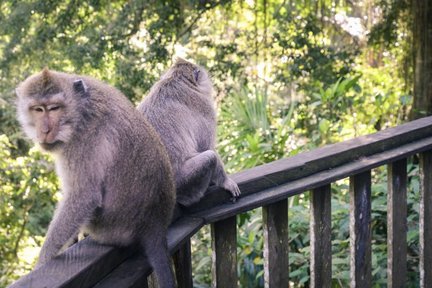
[0, 0, 232, 104]
[272, 13, 357, 91]
[238, 209, 265, 287]
[303, 75, 362, 144]
[218, 86, 294, 172]
[191, 226, 212, 287]
[368, 0, 411, 48]
[0, 135, 58, 287]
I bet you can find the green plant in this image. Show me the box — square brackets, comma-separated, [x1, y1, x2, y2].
[218, 85, 295, 172]
[0, 135, 58, 287]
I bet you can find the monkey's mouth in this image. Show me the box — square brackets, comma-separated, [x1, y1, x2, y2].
[39, 141, 64, 151]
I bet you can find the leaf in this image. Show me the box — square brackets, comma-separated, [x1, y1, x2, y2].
[195, 256, 211, 271]
[319, 118, 330, 133]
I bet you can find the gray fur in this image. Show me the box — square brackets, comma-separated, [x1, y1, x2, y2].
[16, 70, 176, 288]
[137, 59, 240, 207]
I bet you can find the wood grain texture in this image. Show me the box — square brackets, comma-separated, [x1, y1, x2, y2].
[263, 200, 289, 288]
[420, 151, 432, 288]
[387, 159, 407, 288]
[211, 216, 237, 288]
[349, 171, 372, 288]
[310, 185, 332, 288]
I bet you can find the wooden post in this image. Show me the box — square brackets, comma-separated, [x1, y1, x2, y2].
[263, 200, 289, 288]
[420, 152, 432, 287]
[211, 216, 237, 288]
[349, 171, 372, 288]
[310, 185, 332, 288]
[387, 159, 407, 287]
[173, 240, 193, 288]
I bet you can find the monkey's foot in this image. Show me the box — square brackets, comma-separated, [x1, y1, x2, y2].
[223, 178, 241, 201]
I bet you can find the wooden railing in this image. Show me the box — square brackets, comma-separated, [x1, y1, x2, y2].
[10, 116, 432, 288]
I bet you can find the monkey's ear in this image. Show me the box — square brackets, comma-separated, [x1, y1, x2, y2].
[41, 67, 52, 87]
[193, 69, 200, 82]
[73, 79, 89, 96]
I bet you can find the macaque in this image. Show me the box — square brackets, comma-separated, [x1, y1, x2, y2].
[138, 59, 240, 207]
[16, 69, 176, 287]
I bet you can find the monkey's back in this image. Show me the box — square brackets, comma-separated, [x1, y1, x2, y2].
[138, 78, 217, 172]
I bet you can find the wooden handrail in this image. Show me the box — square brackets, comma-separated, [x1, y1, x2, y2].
[10, 116, 432, 288]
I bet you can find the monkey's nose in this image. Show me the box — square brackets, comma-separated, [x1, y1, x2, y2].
[38, 123, 54, 144]
[41, 122, 51, 134]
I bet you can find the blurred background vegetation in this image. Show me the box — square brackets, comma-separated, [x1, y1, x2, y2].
[1, 0, 430, 287]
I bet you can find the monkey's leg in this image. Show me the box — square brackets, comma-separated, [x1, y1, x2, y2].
[211, 153, 241, 199]
[176, 150, 217, 207]
[140, 230, 175, 288]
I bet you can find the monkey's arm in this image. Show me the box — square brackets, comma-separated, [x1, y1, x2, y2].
[37, 190, 100, 267]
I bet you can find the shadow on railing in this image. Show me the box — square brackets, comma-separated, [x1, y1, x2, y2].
[10, 116, 432, 288]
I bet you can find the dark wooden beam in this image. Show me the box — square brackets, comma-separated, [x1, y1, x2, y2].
[387, 159, 407, 287]
[211, 216, 237, 288]
[310, 185, 332, 288]
[173, 240, 193, 288]
[263, 199, 289, 287]
[420, 151, 432, 287]
[349, 171, 372, 288]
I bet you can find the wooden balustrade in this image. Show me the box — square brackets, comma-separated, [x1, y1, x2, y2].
[10, 116, 432, 288]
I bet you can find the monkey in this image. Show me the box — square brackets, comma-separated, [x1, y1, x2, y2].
[137, 58, 240, 209]
[16, 69, 176, 288]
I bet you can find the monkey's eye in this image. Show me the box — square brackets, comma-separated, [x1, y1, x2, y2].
[48, 105, 61, 111]
[31, 106, 45, 113]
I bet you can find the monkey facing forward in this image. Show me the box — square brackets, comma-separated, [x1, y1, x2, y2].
[16, 69, 176, 287]
[138, 59, 240, 208]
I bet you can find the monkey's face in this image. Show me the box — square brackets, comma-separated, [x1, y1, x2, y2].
[28, 94, 68, 149]
[16, 70, 82, 151]
[18, 92, 74, 151]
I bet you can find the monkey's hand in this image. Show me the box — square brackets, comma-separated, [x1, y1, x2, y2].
[35, 234, 76, 269]
[222, 177, 241, 202]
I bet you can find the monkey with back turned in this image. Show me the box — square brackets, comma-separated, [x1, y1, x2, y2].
[16, 69, 176, 287]
[138, 58, 240, 208]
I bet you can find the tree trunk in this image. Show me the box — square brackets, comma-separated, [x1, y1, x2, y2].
[411, 0, 432, 119]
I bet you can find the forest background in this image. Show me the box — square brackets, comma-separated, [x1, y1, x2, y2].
[1, 0, 431, 287]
